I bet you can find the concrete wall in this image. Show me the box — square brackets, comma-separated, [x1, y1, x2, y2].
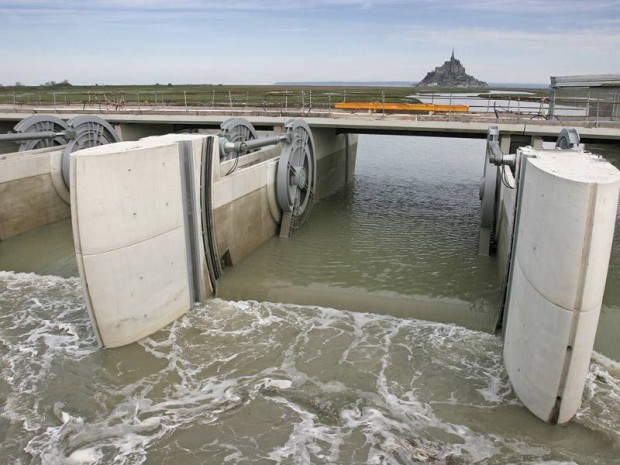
[0, 146, 70, 240]
[312, 129, 358, 200]
[501, 147, 620, 424]
[113, 122, 176, 141]
[214, 183, 279, 266]
[211, 137, 281, 267]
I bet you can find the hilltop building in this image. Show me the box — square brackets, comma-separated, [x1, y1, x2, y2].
[417, 50, 488, 88]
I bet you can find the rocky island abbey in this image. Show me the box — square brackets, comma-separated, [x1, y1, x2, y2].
[417, 50, 488, 88]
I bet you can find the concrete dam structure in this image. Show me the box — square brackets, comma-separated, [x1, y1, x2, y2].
[1, 114, 619, 427]
[1, 116, 357, 348]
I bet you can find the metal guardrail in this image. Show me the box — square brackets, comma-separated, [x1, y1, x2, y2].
[0, 88, 618, 125]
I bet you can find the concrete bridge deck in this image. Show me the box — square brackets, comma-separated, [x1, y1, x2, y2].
[1, 110, 619, 144]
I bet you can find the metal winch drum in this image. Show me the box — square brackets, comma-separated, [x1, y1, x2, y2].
[218, 117, 317, 236]
[1, 114, 120, 189]
[13, 115, 69, 151]
[276, 119, 316, 233]
[219, 117, 258, 160]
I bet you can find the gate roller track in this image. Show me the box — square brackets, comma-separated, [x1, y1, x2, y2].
[478, 125, 500, 255]
[219, 117, 257, 160]
[14, 115, 68, 151]
[61, 116, 120, 189]
[276, 119, 316, 236]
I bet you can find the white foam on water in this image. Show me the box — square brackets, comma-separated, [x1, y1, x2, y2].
[266, 395, 344, 464]
[592, 350, 620, 375]
[509, 461, 579, 465]
[576, 352, 620, 444]
[0, 272, 97, 438]
[256, 378, 293, 391]
[2, 279, 620, 464]
[67, 447, 103, 465]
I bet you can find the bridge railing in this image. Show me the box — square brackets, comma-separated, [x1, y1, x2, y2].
[0, 87, 617, 125]
[0, 88, 350, 116]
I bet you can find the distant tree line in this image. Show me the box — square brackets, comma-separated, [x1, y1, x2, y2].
[41, 79, 72, 88]
[0, 80, 73, 88]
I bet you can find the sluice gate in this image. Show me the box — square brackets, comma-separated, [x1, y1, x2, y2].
[479, 126, 620, 424]
[1, 113, 619, 426]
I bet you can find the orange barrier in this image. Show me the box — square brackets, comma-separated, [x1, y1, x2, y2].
[333, 102, 469, 113]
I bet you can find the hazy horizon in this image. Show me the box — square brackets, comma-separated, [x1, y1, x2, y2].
[0, 80, 549, 88]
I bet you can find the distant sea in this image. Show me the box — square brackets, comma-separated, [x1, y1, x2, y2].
[274, 81, 549, 89]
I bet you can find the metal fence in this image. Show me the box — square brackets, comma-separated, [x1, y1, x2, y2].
[550, 87, 620, 124]
[0, 88, 618, 124]
[0, 89, 362, 117]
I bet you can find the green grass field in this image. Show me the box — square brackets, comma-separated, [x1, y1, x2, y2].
[0, 84, 419, 108]
[0, 83, 548, 110]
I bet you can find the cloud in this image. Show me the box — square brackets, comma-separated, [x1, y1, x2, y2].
[396, 25, 620, 52]
[2, 0, 617, 26]
[452, 0, 620, 13]
[2, 0, 618, 13]
[0, 0, 412, 12]
[1, 0, 618, 84]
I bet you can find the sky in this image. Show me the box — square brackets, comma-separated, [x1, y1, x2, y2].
[0, 0, 619, 86]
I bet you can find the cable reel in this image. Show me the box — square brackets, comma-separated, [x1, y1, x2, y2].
[276, 119, 316, 236]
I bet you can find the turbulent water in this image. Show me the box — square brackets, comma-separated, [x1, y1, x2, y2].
[2, 273, 620, 465]
[1, 135, 620, 464]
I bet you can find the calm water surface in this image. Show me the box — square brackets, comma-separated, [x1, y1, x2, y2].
[0, 135, 619, 464]
[218, 136, 500, 332]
